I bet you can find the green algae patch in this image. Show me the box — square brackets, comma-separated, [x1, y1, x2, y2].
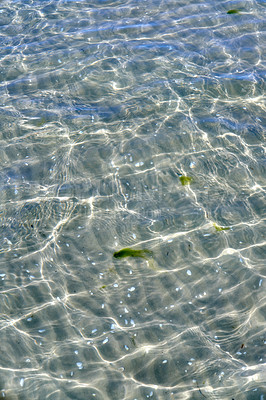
[227, 9, 240, 14]
[35, 116, 48, 127]
[113, 247, 158, 270]
[180, 176, 192, 186]
[213, 223, 231, 231]
[113, 248, 153, 260]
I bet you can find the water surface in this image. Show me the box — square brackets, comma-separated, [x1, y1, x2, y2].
[0, 0, 265, 399]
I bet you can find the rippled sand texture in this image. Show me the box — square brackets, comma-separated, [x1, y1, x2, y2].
[0, 0, 265, 399]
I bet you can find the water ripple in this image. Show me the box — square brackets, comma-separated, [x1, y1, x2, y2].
[0, 0, 265, 398]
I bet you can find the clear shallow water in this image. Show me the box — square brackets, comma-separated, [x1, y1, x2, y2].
[0, 0, 265, 398]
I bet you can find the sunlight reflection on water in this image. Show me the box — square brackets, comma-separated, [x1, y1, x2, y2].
[0, 0, 265, 399]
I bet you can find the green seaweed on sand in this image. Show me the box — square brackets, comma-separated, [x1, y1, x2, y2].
[113, 248, 153, 259]
[227, 9, 240, 14]
[213, 223, 230, 231]
[35, 116, 48, 127]
[180, 176, 192, 185]
[113, 248, 156, 269]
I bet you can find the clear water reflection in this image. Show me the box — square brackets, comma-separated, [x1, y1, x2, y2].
[0, 0, 265, 399]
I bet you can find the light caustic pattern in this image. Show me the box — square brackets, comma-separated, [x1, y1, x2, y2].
[0, 0, 265, 399]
